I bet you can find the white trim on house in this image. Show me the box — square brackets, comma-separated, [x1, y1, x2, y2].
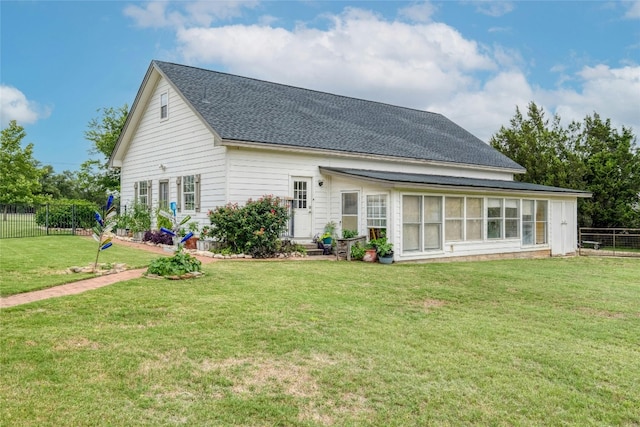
[220, 139, 524, 176]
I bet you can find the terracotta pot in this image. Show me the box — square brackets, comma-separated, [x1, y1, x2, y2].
[184, 237, 199, 250]
[363, 249, 377, 262]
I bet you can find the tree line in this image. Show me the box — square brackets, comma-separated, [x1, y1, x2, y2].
[1, 101, 639, 228]
[490, 102, 639, 228]
[0, 105, 127, 208]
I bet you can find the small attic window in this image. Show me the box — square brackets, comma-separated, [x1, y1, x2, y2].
[160, 92, 168, 119]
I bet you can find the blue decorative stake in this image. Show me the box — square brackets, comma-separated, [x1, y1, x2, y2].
[93, 195, 117, 271]
[159, 204, 194, 252]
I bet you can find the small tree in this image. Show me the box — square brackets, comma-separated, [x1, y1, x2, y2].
[0, 121, 42, 219]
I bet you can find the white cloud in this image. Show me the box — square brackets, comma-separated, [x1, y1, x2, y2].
[474, 1, 514, 17]
[124, 0, 258, 29]
[398, 1, 437, 23]
[550, 65, 640, 132]
[176, 7, 497, 109]
[0, 85, 51, 127]
[125, 2, 639, 142]
[625, 0, 640, 19]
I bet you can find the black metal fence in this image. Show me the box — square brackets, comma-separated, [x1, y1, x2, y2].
[578, 228, 640, 257]
[0, 204, 96, 239]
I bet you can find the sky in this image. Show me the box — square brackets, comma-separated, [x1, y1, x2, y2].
[2, 0, 639, 172]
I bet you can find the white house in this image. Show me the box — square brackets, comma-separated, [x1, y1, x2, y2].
[110, 61, 590, 262]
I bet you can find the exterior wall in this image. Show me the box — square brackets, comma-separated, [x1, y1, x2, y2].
[119, 76, 225, 229]
[118, 77, 579, 261]
[223, 146, 517, 241]
[327, 174, 579, 262]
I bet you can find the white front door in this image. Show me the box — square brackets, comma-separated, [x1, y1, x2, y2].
[292, 178, 312, 239]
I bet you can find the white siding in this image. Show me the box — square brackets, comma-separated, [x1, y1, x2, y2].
[120, 76, 225, 229]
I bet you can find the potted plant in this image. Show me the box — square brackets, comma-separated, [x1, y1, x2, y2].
[374, 237, 394, 264]
[115, 211, 132, 237]
[322, 221, 337, 244]
[130, 202, 151, 241]
[184, 221, 200, 250]
[362, 241, 377, 262]
[197, 225, 213, 251]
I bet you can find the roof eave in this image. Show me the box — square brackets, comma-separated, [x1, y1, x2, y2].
[319, 167, 592, 198]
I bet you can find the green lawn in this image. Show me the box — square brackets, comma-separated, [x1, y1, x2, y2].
[1, 254, 639, 426]
[0, 236, 163, 296]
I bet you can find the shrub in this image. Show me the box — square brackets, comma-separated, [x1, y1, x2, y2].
[143, 230, 174, 245]
[208, 195, 289, 258]
[130, 201, 151, 232]
[342, 229, 358, 239]
[350, 242, 366, 260]
[146, 252, 201, 277]
[35, 199, 98, 229]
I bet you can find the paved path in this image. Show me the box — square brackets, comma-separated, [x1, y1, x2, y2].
[0, 239, 215, 309]
[1, 238, 332, 308]
[0, 268, 148, 308]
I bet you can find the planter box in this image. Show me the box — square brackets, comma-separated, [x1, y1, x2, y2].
[196, 239, 213, 251]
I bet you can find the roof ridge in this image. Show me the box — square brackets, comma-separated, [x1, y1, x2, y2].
[152, 59, 444, 118]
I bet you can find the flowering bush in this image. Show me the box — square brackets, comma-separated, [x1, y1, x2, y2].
[208, 195, 289, 258]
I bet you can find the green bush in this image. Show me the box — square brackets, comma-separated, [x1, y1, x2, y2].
[130, 201, 151, 232]
[146, 252, 201, 277]
[342, 229, 358, 239]
[34, 199, 98, 229]
[208, 195, 289, 258]
[350, 242, 366, 260]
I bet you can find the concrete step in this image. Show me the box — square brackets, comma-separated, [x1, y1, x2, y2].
[300, 243, 331, 256]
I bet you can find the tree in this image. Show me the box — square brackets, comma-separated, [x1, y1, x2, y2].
[574, 114, 640, 227]
[38, 164, 81, 200]
[0, 121, 43, 218]
[490, 103, 640, 228]
[84, 105, 128, 197]
[490, 102, 585, 190]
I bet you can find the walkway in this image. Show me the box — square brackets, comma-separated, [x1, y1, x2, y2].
[0, 239, 217, 309]
[1, 239, 331, 308]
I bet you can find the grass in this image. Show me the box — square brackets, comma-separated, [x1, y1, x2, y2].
[1, 252, 639, 426]
[0, 236, 163, 296]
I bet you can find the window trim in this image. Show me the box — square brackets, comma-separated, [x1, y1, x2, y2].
[366, 194, 387, 238]
[341, 191, 359, 234]
[160, 91, 168, 120]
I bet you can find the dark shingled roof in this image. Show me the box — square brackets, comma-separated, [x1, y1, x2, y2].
[320, 167, 591, 196]
[154, 60, 525, 172]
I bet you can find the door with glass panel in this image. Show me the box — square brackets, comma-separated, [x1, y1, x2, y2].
[292, 178, 312, 239]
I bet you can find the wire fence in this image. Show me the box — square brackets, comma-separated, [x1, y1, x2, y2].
[0, 204, 96, 239]
[578, 228, 640, 257]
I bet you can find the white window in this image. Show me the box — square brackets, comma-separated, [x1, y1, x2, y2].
[487, 198, 503, 239]
[535, 200, 548, 244]
[466, 197, 483, 241]
[445, 197, 464, 242]
[522, 200, 548, 245]
[341, 192, 359, 232]
[160, 92, 168, 119]
[505, 199, 520, 238]
[366, 194, 387, 238]
[133, 181, 151, 208]
[293, 180, 307, 209]
[183, 175, 195, 211]
[402, 195, 442, 253]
